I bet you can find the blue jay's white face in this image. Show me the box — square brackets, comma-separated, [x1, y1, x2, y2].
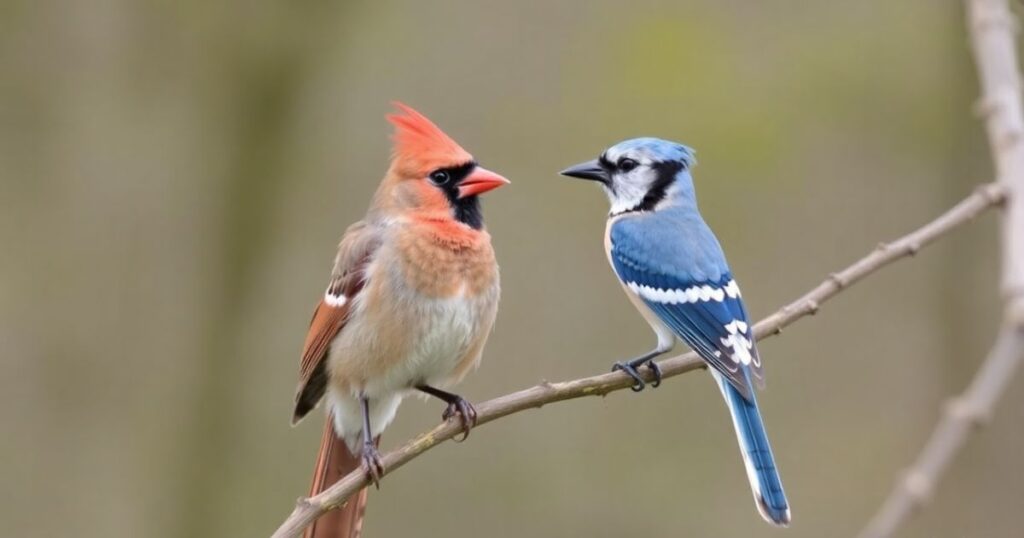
[599, 146, 665, 215]
[560, 137, 696, 217]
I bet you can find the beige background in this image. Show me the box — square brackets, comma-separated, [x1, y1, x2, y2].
[2, 1, 1020, 537]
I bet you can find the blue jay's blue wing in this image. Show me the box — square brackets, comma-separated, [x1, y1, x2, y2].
[609, 213, 765, 400]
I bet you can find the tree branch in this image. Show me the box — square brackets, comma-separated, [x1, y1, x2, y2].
[272, 183, 1004, 538]
[968, 0, 1024, 316]
[857, 325, 1024, 538]
[855, 1, 1024, 536]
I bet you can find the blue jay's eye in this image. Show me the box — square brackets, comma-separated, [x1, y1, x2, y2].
[618, 158, 639, 172]
[429, 170, 450, 185]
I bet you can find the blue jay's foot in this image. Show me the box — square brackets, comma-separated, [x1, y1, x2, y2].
[361, 441, 385, 488]
[612, 357, 662, 392]
[646, 360, 663, 387]
[417, 384, 478, 441]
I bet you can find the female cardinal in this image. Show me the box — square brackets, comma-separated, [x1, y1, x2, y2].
[292, 103, 509, 537]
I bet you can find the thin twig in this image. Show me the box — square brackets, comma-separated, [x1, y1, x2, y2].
[271, 184, 1004, 538]
[855, 1, 1024, 536]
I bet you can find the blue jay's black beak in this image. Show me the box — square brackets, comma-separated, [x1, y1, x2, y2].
[560, 159, 610, 185]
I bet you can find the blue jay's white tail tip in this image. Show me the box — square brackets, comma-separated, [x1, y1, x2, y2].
[756, 497, 791, 527]
[712, 370, 791, 528]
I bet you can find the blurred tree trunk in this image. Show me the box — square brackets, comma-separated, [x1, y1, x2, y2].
[169, 3, 352, 537]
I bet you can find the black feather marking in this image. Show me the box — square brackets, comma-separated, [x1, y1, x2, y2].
[433, 161, 485, 229]
[618, 160, 684, 215]
[293, 358, 328, 422]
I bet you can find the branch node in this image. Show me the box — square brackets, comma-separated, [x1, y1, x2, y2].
[828, 272, 848, 289]
[971, 3, 1018, 35]
[901, 470, 934, 507]
[804, 299, 820, 315]
[946, 396, 989, 427]
[998, 129, 1024, 150]
[974, 83, 1023, 122]
[975, 182, 1007, 205]
[974, 94, 999, 118]
[1003, 295, 1024, 327]
[905, 242, 921, 256]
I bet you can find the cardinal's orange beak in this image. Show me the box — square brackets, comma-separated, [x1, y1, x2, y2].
[458, 167, 510, 198]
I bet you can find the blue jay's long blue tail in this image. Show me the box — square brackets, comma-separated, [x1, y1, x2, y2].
[711, 370, 790, 526]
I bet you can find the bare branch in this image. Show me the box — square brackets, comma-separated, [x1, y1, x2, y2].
[271, 184, 1003, 538]
[857, 326, 1024, 538]
[969, 0, 1024, 314]
[855, 1, 1024, 536]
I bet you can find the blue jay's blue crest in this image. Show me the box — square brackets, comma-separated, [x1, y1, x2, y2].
[606, 137, 697, 168]
[560, 138, 791, 526]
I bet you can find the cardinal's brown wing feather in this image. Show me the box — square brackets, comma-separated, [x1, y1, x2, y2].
[293, 222, 380, 424]
[292, 300, 350, 422]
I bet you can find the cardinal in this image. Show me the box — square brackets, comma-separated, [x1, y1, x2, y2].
[292, 103, 509, 537]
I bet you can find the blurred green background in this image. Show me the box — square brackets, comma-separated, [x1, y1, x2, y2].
[2, 1, 1021, 537]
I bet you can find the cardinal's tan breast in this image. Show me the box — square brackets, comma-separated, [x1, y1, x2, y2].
[394, 224, 498, 298]
[327, 224, 499, 396]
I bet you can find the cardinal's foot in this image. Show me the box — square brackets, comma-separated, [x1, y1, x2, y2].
[361, 442, 384, 488]
[442, 397, 478, 441]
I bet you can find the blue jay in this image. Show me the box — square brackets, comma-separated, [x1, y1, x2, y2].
[561, 138, 790, 526]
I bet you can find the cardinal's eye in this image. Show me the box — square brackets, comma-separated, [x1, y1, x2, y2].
[429, 170, 450, 185]
[618, 158, 639, 172]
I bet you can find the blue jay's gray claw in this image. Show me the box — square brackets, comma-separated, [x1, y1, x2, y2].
[613, 356, 662, 391]
[647, 361, 662, 388]
[612, 361, 646, 392]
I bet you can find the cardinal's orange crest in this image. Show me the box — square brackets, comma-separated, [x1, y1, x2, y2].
[387, 102, 473, 175]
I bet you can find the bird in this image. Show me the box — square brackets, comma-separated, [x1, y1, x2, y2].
[291, 102, 509, 538]
[560, 137, 790, 526]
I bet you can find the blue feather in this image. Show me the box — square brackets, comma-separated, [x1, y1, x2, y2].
[715, 369, 790, 526]
[610, 137, 697, 168]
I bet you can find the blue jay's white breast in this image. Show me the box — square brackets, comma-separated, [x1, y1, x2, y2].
[605, 216, 676, 351]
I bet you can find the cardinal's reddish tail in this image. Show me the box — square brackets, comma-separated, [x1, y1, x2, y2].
[304, 418, 370, 538]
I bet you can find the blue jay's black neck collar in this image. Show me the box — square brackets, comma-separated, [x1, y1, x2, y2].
[608, 160, 684, 217]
